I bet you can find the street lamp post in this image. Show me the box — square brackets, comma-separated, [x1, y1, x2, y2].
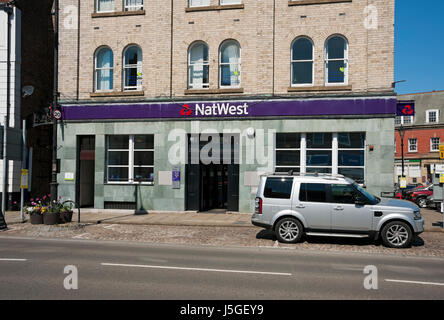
[399, 124, 406, 193]
[50, 0, 59, 203]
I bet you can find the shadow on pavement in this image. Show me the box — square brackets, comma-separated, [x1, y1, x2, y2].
[255, 229, 425, 248]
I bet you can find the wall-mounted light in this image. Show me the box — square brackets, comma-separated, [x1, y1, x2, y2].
[246, 128, 255, 139]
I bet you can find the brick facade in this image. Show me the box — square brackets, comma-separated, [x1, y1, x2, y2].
[58, 0, 395, 102]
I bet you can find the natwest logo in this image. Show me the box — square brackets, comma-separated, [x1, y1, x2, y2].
[179, 102, 250, 117]
[196, 102, 249, 117]
[180, 104, 193, 116]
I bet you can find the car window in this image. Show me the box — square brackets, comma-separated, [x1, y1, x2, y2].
[299, 183, 328, 203]
[331, 184, 357, 204]
[264, 177, 293, 199]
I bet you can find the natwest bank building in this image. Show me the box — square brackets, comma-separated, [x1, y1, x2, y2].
[57, 0, 396, 213]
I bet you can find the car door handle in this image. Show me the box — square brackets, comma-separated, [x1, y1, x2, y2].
[295, 204, 305, 209]
[333, 206, 344, 211]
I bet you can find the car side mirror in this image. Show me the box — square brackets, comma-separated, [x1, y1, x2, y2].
[354, 194, 367, 206]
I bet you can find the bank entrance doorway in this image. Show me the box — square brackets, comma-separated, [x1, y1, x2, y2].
[76, 135, 95, 208]
[186, 134, 239, 212]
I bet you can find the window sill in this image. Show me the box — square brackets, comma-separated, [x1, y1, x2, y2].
[105, 182, 154, 186]
[92, 10, 146, 18]
[288, 0, 352, 6]
[287, 85, 352, 92]
[186, 4, 244, 12]
[90, 91, 145, 98]
[184, 88, 244, 95]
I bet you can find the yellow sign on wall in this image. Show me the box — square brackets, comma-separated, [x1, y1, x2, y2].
[440, 144, 444, 159]
[20, 169, 29, 189]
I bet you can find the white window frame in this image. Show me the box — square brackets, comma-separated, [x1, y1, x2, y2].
[219, 40, 241, 89]
[274, 132, 366, 184]
[94, 47, 114, 92]
[426, 109, 439, 123]
[395, 115, 414, 126]
[106, 135, 154, 185]
[123, 45, 143, 91]
[431, 137, 440, 152]
[188, 42, 210, 89]
[275, 133, 302, 173]
[408, 138, 418, 153]
[291, 37, 314, 87]
[220, 0, 242, 5]
[325, 35, 349, 86]
[124, 0, 143, 11]
[189, 0, 210, 7]
[96, 0, 115, 13]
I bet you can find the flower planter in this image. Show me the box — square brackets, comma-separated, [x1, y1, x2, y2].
[30, 214, 43, 225]
[59, 210, 73, 224]
[43, 212, 58, 225]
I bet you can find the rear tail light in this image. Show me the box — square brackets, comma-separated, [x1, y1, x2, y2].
[255, 197, 262, 214]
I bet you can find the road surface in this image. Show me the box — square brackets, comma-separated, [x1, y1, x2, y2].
[0, 236, 443, 300]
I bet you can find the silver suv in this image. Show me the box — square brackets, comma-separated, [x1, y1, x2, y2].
[251, 173, 424, 248]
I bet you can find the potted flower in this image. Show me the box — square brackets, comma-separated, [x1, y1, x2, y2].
[43, 205, 59, 225]
[25, 200, 44, 225]
[59, 199, 74, 223]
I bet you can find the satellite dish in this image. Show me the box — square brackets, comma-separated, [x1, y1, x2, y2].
[22, 85, 35, 98]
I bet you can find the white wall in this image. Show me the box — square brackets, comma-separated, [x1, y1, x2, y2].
[0, 7, 21, 194]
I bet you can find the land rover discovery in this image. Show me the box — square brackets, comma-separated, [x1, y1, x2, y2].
[251, 173, 424, 248]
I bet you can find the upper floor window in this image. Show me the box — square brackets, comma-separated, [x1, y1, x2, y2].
[426, 109, 439, 123]
[125, 0, 143, 11]
[95, 47, 114, 92]
[325, 35, 348, 85]
[395, 115, 414, 126]
[431, 137, 440, 152]
[96, 0, 114, 13]
[189, 0, 210, 7]
[188, 42, 209, 89]
[408, 138, 417, 152]
[220, 40, 241, 88]
[291, 37, 314, 86]
[220, 0, 242, 4]
[123, 45, 143, 91]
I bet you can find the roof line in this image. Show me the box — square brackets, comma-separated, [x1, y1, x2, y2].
[397, 89, 444, 96]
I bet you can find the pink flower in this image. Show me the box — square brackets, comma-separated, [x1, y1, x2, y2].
[30, 198, 34, 202]
[43, 196, 47, 200]
[48, 194, 51, 197]
[13, 201, 17, 205]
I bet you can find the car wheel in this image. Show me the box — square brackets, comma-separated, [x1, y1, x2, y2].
[381, 221, 413, 248]
[416, 197, 427, 208]
[275, 218, 303, 244]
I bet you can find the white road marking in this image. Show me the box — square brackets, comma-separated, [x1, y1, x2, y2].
[0, 258, 27, 262]
[101, 262, 292, 276]
[103, 224, 117, 229]
[385, 279, 444, 286]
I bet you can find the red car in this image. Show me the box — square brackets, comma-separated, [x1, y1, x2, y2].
[403, 185, 433, 208]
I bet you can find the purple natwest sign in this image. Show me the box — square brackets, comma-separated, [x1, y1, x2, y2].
[62, 98, 396, 121]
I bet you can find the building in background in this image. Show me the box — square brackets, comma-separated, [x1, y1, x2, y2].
[57, 0, 396, 213]
[0, 0, 21, 208]
[395, 90, 444, 185]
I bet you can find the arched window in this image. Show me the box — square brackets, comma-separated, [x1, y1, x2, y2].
[95, 47, 114, 92]
[123, 45, 143, 91]
[325, 35, 348, 85]
[291, 37, 313, 86]
[188, 42, 209, 89]
[219, 40, 241, 88]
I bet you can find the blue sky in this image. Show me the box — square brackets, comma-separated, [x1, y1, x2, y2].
[395, 0, 444, 94]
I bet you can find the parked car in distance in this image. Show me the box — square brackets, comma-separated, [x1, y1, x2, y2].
[395, 184, 425, 199]
[252, 173, 424, 248]
[404, 184, 433, 208]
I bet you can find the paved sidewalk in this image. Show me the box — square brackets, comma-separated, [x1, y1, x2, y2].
[3, 210, 253, 227]
[3, 208, 443, 231]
